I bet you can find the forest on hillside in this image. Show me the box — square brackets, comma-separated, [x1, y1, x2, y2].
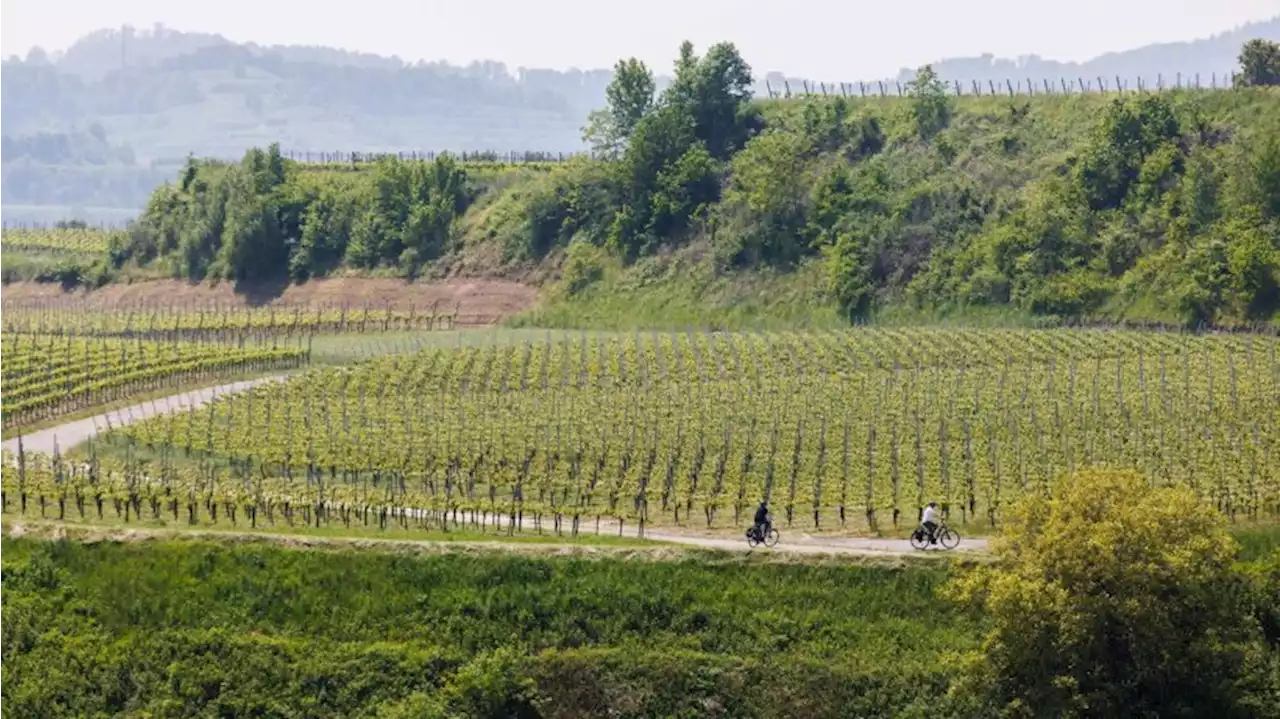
[95, 37, 1280, 327]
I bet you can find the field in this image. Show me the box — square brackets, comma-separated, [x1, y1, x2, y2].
[1, 333, 305, 430]
[0, 226, 118, 255]
[4, 325, 1277, 541]
[0, 536, 971, 717]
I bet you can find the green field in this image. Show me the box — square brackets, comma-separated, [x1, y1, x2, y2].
[0, 536, 973, 718]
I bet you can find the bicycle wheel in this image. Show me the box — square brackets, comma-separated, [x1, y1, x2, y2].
[909, 529, 929, 551]
[940, 527, 961, 550]
[764, 528, 780, 548]
[746, 530, 760, 549]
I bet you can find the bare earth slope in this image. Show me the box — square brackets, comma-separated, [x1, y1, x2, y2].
[0, 277, 539, 319]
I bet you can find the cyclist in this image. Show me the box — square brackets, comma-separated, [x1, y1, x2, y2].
[752, 500, 771, 542]
[921, 502, 940, 544]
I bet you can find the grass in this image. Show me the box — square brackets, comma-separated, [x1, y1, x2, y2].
[509, 248, 847, 331]
[1, 534, 976, 717]
[1233, 522, 1280, 562]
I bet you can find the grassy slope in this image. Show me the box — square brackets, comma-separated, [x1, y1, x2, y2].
[2, 536, 973, 718]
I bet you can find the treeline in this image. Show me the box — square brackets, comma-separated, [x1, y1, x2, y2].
[115, 145, 472, 282]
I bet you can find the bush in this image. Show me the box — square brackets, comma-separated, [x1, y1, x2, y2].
[948, 470, 1272, 718]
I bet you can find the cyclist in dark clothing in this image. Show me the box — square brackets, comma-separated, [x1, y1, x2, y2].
[752, 501, 771, 541]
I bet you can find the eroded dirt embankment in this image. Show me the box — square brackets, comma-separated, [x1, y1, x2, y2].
[0, 277, 539, 318]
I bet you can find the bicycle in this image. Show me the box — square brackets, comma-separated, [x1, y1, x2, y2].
[910, 522, 960, 550]
[746, 515, 780, 548]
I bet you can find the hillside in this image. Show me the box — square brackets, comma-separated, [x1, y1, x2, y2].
[67, 33, 1278, 330]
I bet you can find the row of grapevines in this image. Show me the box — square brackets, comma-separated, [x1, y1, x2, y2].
[0, 227, 120, 254]
[66, 328, 1275, 533]
[1, 334, 307, 429]
[1, 303, 475, 339]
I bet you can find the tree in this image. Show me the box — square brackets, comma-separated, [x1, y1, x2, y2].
[948, 470, 1269, 718]
[1236, 39, 1280, 87]
[583, 58, 655, 157]
[718, 129, 812, 266]
[663, 41, 756, 160]
[905, 65, 952, 140]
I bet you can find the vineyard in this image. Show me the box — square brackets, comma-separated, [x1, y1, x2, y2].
[0, 227, 118, 255]
[4, 327, 1277, 535]
[1, 302, 476, 340]
[0, 334, 306, 429]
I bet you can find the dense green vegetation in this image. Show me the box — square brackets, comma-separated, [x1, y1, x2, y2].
[102, 40, 1280, 328]
[2, 538, 971, 717]
[5, 471, 1278, 719]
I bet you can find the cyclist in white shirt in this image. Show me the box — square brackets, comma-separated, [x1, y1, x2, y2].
[921, 502, 940, 544]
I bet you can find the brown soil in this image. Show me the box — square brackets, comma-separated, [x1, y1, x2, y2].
[0, 277, 539, 318]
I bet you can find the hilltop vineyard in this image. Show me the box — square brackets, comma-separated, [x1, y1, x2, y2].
[1, 334, 307, 429]
[5, 327, 1276, 533]
[0, 227, 119, 255]
[1, 303, 475, 339]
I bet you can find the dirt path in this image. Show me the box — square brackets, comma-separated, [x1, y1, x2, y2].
[2, 381, 990, 557]
[646, 528, 988, 555]
[1, 377, 286, 455]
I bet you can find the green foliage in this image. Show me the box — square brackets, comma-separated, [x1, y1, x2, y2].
[113, 41, 1280, 328]
[557, 238, 608, 295]
[905, 65, 954, 140]
[948, 470, 1275, 719]
[582, 58, 656, 157]
[121, 146, 472, 282]
[1236, 39, 1280, 87]
[2, 538, 972, 718]
[1075, 96, 1181, 212]
[717, 129, 812, 266]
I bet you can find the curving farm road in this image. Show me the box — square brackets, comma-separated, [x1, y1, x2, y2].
[2, 377, 286, 456]
[1, 379, 989, 556]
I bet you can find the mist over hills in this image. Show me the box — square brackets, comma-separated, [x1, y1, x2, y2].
[2, 16, 1277, 223]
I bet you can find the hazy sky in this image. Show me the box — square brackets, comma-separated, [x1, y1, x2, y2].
[3, 0, 1277, 78]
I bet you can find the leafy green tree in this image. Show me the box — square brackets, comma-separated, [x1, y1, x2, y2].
[1236, 39, 1280, 87]
[905, 65, 952, 140]
[583, 58, 655, 157]
[1076, 96, 1182, 211]
[346, 155, 470, 271]
[718, 129, 812, 266]
[610, 104, 700, 256]
[1223, 217, 1280, 319]
[823, 222, 878, 320]
[663, 41, 756, 160]
[949, 470, 1268, 718]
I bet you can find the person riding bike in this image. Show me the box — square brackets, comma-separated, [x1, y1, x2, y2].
[921, 502, 940, 544]
[752, 500, 772, 541]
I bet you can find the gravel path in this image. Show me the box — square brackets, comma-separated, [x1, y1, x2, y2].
[2, 379, 990, 556]
[2, 377, 285, 456]
[645, 529, 989, 555]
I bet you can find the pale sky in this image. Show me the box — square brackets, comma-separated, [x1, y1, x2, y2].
[2, 0, 1278, 79]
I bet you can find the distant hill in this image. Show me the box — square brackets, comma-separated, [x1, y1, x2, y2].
[908, 16, 1280, 87]
[2, 17, 1276, 220]
[760, 17, 1280, 94]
